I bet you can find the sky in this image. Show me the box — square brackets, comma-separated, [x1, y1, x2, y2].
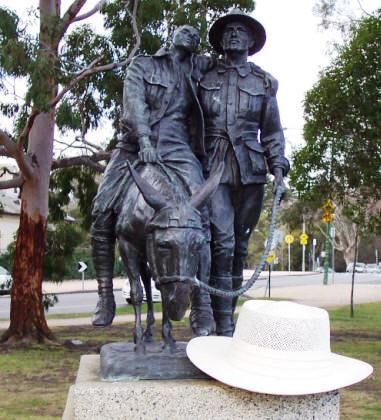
[0, 0, 379, 159]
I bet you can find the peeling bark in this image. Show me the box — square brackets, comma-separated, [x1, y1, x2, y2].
[1, 112, 55, 343]
[1, 203, 54, 343]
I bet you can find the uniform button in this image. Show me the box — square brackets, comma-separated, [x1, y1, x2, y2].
[228, 101, 233, 105]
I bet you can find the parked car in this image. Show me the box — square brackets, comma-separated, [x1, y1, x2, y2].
[122, 279, 162, 303]
[346, 262, 366, 273]
[365, 263, 381, 274]
[0, 266, 12, 295]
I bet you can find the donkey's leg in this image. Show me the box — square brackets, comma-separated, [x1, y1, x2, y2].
[140, 262, 155, 342]
[119, 239, 145, 354]
[162, 305, 176, 354]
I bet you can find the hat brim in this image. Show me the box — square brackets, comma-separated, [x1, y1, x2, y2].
[187, 337, 373, 396]
[209, 13, 266, 56]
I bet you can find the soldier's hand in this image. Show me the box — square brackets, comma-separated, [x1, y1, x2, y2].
[138, 147, 161, 163]
[272, 169, 286, 200]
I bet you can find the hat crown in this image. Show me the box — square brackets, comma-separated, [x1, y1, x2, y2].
[208, 10, 266, 56]
[227, 8, 246, 16]
[234, 301, 331, 352]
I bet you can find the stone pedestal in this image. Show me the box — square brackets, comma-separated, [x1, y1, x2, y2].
[63, 355, 340, 420]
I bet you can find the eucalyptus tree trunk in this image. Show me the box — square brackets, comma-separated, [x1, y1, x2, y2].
[1, 0, 59, 343]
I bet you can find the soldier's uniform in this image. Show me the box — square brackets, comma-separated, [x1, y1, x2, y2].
[198, 60, 290, 335]
[91, 48, 214, 330]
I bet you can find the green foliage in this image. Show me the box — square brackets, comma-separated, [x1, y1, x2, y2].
[0, 222, 85, 282]
[43, 223, 84, 282]
[0, 7, 32, 77]
[104, 0, 255, 55]
[291, 10, 381, 231]
[0, 239, 16, 272]
[49, 166, 98, 229]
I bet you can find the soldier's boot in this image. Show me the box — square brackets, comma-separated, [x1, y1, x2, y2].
[231, 274, 244, 329]
[91, 230, 116, 327]
[190, 242, 215, 336]
[92, 279, 116, 327]
[231, 246, 248, 330]
[211, 274, 234, 337]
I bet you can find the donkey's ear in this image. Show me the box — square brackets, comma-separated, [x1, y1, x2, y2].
[126, 162, 167, 211]
[190, 162, 224, 210]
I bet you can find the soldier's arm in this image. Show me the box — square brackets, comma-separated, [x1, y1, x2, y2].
[194, 54, 218, 75]
[260, 74, 290, 178]
[122, 56, 152, 150]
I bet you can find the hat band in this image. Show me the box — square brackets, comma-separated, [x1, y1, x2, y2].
[227, 338, 334, 380]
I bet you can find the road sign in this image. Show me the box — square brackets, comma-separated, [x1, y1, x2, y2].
[78, 261, 88, 273]
[322, 213, 334, 223]
[285, 234, 294, 245]
[300, 233, 308, 245]
[321, 199, 335, 213]
[322, 199, 335, 223]
[266, 251, 275, 264]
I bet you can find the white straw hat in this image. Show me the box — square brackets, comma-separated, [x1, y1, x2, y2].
[187, 300, 373, 395]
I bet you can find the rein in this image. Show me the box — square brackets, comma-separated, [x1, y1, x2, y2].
[191, 185, 284, 298]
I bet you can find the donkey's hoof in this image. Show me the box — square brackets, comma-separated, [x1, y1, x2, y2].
[143, 330, 154, 343]
[162, 342, 177, 355]
[134, 342, 146, 356]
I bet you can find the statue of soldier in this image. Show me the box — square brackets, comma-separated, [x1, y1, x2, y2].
[198, 10, 290, 336]
[91, 25, 215, 336]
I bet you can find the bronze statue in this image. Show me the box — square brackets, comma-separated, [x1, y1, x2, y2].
[91, 25, 216, 336]
[91, 10, 289, 351]
[198, 10, 289, 336]
[115, 162, 222, 353]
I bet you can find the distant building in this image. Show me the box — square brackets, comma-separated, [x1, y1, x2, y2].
[0, 190, 21, 253]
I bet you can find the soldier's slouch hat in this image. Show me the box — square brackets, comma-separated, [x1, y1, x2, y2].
[209, 9, 266, 56]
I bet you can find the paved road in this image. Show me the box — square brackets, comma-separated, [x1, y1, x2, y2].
[0, 290, 128, 318]
[0, 272, 380, 320]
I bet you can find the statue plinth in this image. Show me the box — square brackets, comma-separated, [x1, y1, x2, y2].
[100, 341, 209, 380]
[63, 354, 340, 419]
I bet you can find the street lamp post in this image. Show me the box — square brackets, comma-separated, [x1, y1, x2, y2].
[324, 222, 330, 285]
[312, 238, 317, 272]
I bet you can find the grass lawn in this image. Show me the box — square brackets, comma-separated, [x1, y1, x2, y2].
[0, 302, 379, 419]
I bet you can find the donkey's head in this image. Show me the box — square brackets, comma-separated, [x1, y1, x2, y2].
[127, 162, 223, 321]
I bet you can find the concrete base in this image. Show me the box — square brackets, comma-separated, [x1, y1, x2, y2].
[63, 355, 340, 420]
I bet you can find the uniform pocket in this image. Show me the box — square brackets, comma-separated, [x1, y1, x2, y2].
[199, 82, 221, 116]
[144, 75, 169, 109]
[238, 86, 264, 117]
[245, 140, 267, 174]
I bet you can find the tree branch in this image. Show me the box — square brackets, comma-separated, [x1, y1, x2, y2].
[0, 176, 23, 190]
[59, 0, 88, 39]
[50, 58, 130, 108]
[18, 109, 40, 153]
[356, 0, 372, 17]
[0, 112, 39, 182]
[51, 151, 110, 172]
[83, 139, 103, 152]
[51, 0, 140, 107]
[0, 167, 19, 177]
[0, 149, 15, 158]
[0, 131, 17, 157]
[126, 0, 141, 60]
[71, 0, 108, 22]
